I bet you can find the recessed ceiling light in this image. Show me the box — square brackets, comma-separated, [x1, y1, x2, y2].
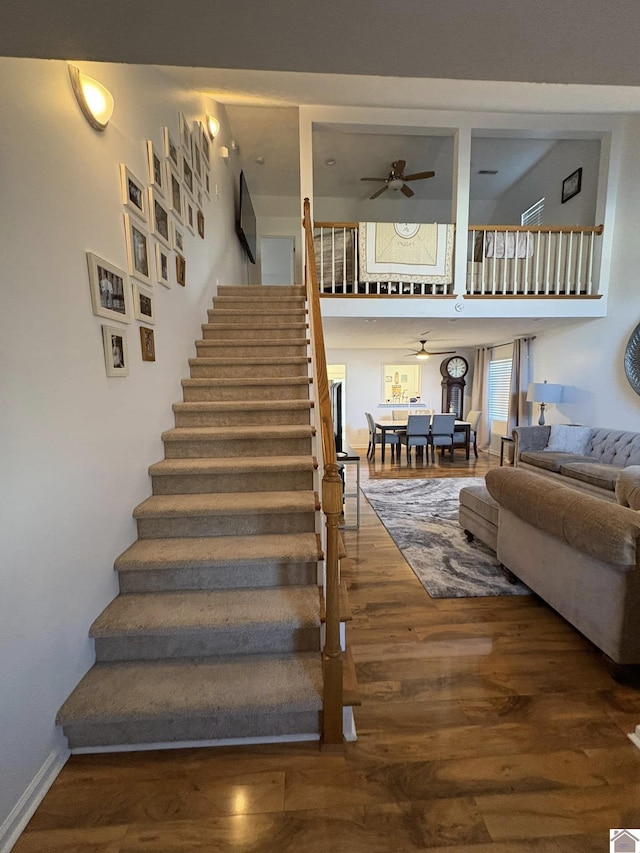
[325, 158, 336, 166]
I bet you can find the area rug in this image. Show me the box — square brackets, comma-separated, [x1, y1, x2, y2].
[360, 478, 530, 598]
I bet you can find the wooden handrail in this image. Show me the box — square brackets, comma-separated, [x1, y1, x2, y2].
[314, 221, 359, 229]
[468, 224, 604, 234]
[302, 198, 344, 747]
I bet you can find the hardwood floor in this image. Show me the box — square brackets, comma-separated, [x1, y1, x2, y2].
[14, 450, 640, 852]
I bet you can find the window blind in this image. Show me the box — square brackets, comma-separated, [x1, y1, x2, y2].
[488, 358, 512, 421]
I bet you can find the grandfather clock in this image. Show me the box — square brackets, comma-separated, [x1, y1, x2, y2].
[440, 356, 469, 419]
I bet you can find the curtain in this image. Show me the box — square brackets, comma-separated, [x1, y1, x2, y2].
[471, 347, 490, 451]
[507, 337, 533, 433]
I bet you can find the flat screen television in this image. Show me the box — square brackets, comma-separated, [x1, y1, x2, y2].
[236, 170, 257, 264]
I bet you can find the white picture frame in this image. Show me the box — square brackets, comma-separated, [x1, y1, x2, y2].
[185, 198, 195, 234]
[102, 324, 129, 377]
[182, 156, 194, 197]
[192, 138, 203, 184]
[203, 170, 211, 199]
[163, 126, 180, 170]
[119, 164, 147, 222]
[123, 213, 152, 286]
[132, 282, 155, 324]
[87, 252, 132, 324]
[146, 140, 165, 197]
[155, 242, 171, 288]
[179, 113, 192, 163]
[148, 186, 171, 248]
[200, 124, 210, 165]
[166, 162, 183, 223]
[172, 222, 185, 253]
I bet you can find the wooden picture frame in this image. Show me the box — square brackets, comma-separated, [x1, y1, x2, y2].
[119, 164, 147, 222]
[146, 140, 165, 197]
[102, 324, 128, 376]
[123, 213, 152, 285]
[132, 282, 155, 324]
[163, 126, 180, 170]
[155, 242, 171, 288]
[148, 186, 171, 248]
[176, 252, 186, 286]
[87, 252, 132, 323]
[562, 167, 582, 204]
[140, 326, 156, 362]
[166, 162, 184, 223]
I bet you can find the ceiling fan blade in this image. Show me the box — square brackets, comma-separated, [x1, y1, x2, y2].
[403, 170, 435, 181]
[426, 350, 456, 355]
[360, 177, 387, 182]
[369, 185, 389, 200]
[392, 159, 406, 175]
[400, 183, 414, 198]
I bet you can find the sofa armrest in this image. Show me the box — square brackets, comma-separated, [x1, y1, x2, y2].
[486, 467, 640, 567]
[512, 426, 550, 463]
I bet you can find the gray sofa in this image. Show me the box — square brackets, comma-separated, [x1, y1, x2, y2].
[512, 424, 640, 502]
[486, 467, 640, 670]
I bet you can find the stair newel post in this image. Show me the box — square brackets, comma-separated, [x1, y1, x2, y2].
[322, 461, 344, 745]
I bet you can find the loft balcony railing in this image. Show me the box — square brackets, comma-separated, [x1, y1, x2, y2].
[313, 221, 603, 298]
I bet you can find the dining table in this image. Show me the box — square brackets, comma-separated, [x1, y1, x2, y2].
[374, 416, 471, 463]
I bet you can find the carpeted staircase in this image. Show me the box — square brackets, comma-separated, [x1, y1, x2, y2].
[57, 285, 328, 750]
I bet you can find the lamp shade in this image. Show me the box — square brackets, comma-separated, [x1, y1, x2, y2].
[527, 382, 562, 404]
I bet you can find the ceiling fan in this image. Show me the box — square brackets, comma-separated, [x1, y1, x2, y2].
[361, 159, 435, 200]
[406, 336, 455, 361]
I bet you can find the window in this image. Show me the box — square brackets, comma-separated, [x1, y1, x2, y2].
[488, 358, 512, 421]
[521, 197, 544, 226]
[383, 364, 421, 403]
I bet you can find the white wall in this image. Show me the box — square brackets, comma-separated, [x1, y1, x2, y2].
[0, 57, 244, 847]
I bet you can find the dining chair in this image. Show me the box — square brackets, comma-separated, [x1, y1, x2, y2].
[365, 411, 400, 461]
[429, 413, 456, 462]
[453, 410, 482, 458]
[392, 409, 408, 420]
[398, 414, 431, 462]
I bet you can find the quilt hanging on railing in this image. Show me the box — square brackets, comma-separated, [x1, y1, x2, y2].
[358, 222, 454, 284]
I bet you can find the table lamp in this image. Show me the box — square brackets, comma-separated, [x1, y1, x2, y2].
[526, 381, 562, 426]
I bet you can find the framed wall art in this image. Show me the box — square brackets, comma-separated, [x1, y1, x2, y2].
[123, 213, 152, 286]
[102, 324, 128, 377]
[87, 252, 132, 323]
[203, 170, 211, 199]
[163, 126, 180, 170]
[155, 242, 171, 288]
[179, 113, 191, 162]
[172, 222, 185, 253]
[182, 156, 194, 197]
[132, 282, 155, 324]
[119, 164, 147, 222]
[192, 139, 203, 184]
[146, 140, 165, 197]
[148, 187, 171, 248]
[176, 252, 186, 286]
[562, 167, 582, 203]
[197, 209, 204, 239]
[185, 198, 195, 234]
[200, 125, 210, 164]
[166, 162, 184, 223]
[140, 326, 156, 362]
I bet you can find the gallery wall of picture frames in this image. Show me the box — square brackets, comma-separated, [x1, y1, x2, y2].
[89, 112, 213, 376]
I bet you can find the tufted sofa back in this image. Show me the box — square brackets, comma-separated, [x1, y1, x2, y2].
[588, 429, 640, 467]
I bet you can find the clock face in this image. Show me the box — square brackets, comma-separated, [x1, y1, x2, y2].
[447, 356, 467, 378]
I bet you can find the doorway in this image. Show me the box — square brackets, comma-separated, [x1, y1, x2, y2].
[260, 236, 295, 285]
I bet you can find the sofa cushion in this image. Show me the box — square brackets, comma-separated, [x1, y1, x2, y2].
[459, 484, 499, 526]
[616, 466, 640, 510]
[520, 450, 592, 473]
[544, 424, 593, 454]
[589, 429, 640, 466]
[560, 461, 619, 492]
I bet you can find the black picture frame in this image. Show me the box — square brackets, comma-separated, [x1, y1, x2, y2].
[561, 167, 582, 204]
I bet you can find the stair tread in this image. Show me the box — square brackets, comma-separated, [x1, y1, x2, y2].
[115, 532, 322, 571]
[149, 456, 316, 476]
[162, 425, 314, 440]
[172, 401, 312, 412]
[182, 377, 312, 387]
[133, 491, 319, 518]
[91, 587, 321, 636]
[202, 323, 308, 330]
[57, 653, 323, 723]
[189, 356, 309, 364]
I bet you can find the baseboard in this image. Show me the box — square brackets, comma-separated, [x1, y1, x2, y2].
[0, 745, 69, 853]
[71, 731, 320, 755]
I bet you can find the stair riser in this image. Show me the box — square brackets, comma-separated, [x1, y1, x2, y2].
[201, 326, 307, 341]
[182, 382, 311, 402]
[218, 286, 305, 296]
[173, 409, 311, 427]
[195, 343, 308, 359]
[63, 710, 322, 748]
[207, 310, 306, 326]
[136, 511, 317, 539]
[190, 363, 310, 379]
[117, 563, 318, 593]
[163, 437, 312, 458]
[152, 470, 314, 494]
[94, 627, 320, 662]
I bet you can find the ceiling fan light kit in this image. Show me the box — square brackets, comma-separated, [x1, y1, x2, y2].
[361, 159, 435, 200]
[407, 338, 456, 360]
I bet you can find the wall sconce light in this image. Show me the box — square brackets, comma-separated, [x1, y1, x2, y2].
[206, 115, 220, 140]
[68, 64, 114, 131]
[526, 380, 563, 426]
